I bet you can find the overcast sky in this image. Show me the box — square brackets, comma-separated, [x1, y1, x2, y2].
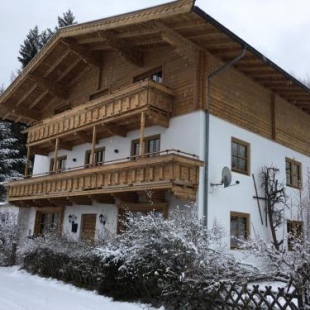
[1, 0, 310, 88]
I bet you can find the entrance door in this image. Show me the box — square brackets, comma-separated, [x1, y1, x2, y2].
[81, 214, 96, 242]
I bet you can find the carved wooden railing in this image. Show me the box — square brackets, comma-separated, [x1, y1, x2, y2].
[7, 150, 203, 202]
[26, 80, 174, 145]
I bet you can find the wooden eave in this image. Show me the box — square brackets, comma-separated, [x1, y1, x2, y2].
[1, 0, 310, 125]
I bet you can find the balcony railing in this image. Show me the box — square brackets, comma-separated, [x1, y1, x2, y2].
[7, 150, 203, 203]
[26, 80, 174, 146]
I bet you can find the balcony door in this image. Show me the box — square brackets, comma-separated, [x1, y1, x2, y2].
[81, 214, 97, 242]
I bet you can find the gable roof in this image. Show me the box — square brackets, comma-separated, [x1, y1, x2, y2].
[0, 0, 309, 125]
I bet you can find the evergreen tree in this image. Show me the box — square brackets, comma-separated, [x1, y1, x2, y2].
[0, 121, 26, 201]
[57, 10, 77, 28]
[18, 10, 77, 68]
[18, 26, 41, 69]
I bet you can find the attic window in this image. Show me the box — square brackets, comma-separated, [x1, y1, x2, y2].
[134, 67, 163, 84]
[54, 103, 71, 115]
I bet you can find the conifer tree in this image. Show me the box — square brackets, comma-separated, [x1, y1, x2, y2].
[18, 26, 41, 69]
[57, 10, 77, 28]
[18, 10, 77, 68]
[0, 121, 26, 201]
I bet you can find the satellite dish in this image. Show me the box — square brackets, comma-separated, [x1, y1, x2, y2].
[222, 167, 232, 188]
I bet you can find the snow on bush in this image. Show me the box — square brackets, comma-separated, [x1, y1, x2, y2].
[19, 207, 262, 309]
[241, 235, 310, 305]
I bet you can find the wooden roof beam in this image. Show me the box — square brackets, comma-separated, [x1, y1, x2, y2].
[2, 105, 41, 121]
[48, 197, 72, 206]
[74, 131, 93, 143]
[15, 84, 38, 107]
[100, 31, 144, 67]
[29, 90, 49, 109]
[59, 140, 73, 151]
[103, 122, 127, 137]
[62, 37, 101, 68]
[29, 73, 68, 99]
[153, 20, 202, 62]
[70, 195, 93, 205]
[44, 49, 71, 77]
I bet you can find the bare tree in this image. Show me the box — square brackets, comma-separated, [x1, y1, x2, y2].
[261, 166, 289, 250]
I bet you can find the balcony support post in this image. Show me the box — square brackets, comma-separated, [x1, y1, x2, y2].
[90, 125, 97, 166]
[138, 111, 145, 156]
[52, 138, 59, 172]
[24, 146, 31, 177]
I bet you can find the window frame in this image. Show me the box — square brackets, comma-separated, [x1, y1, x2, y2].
[231, 137, 250, 175]
[34, 208, 63, 236]
[131, 134, 160, 158]
[85, 147, 105, 167]
[285, 158, 302, 188]
[230, 211, 250, 249]
[50, 155, 67, 173]
[287, 220, 303, 251]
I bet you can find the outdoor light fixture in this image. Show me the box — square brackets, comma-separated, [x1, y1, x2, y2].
[99, 213, 106, 225]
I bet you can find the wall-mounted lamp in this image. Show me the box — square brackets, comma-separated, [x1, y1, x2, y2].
[68, 214, 77, 223]
[99, 213, 106, 225]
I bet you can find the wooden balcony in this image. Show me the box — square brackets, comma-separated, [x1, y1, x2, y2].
[8, 150, 203, 206]
[25, 80, 174, 154]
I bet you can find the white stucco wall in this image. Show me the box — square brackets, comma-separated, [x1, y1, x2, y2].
[206, 115, 310, 247]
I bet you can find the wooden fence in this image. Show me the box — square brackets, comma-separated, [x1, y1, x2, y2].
[213, 282, 305, 310]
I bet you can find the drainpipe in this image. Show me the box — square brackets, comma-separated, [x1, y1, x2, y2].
[203, 46, 247, 227]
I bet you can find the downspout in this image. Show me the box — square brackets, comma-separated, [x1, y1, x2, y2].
[203, 46, 247, 227]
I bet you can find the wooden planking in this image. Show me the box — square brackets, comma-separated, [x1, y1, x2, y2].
[8, 154, 203, 202]
[208, 55, 272, 139]
[207, 54, 310, 156]
[276, 96, 310, 155]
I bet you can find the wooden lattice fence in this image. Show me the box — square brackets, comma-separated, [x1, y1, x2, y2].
[212, 282, 305, 310]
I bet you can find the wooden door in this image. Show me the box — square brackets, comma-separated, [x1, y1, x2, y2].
[81, 214, 96, 242]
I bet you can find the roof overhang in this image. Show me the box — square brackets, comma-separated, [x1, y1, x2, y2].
[0, 0, 309, 125]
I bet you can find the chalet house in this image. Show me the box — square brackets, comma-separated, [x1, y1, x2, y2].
[0, 0, 309, 248]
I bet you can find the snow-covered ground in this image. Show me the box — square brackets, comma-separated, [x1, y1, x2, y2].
[0, 267, 159, 310]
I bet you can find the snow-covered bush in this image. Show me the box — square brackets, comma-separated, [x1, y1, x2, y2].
[96, 207, 260, 308]
[241, 236, 310, 306]
[19, 207, 262, 309]
[0, 210, 18, 266]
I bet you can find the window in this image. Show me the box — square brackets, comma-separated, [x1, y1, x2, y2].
[286, 158, 302, 188]
[287, 220, 303, 251]
[230, 212, 249, 249]
[231, 138, 250, 175]
[134, 67, 163, 84]
[85, 147, 105, 167]
[50, 156, 67, 173]
[131, 135, 160, 158]
[34, 210, 62, 236]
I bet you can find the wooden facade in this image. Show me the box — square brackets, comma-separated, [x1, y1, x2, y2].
[1, 0, 310, 214]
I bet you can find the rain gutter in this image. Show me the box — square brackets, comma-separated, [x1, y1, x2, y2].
[203, 47, 247, 227]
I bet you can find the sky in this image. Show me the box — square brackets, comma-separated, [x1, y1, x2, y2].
[1, 0, 310, 88]
[0, 266, 159, 310]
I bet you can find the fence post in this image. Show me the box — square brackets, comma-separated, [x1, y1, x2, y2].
[9, 242, 17, 266]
